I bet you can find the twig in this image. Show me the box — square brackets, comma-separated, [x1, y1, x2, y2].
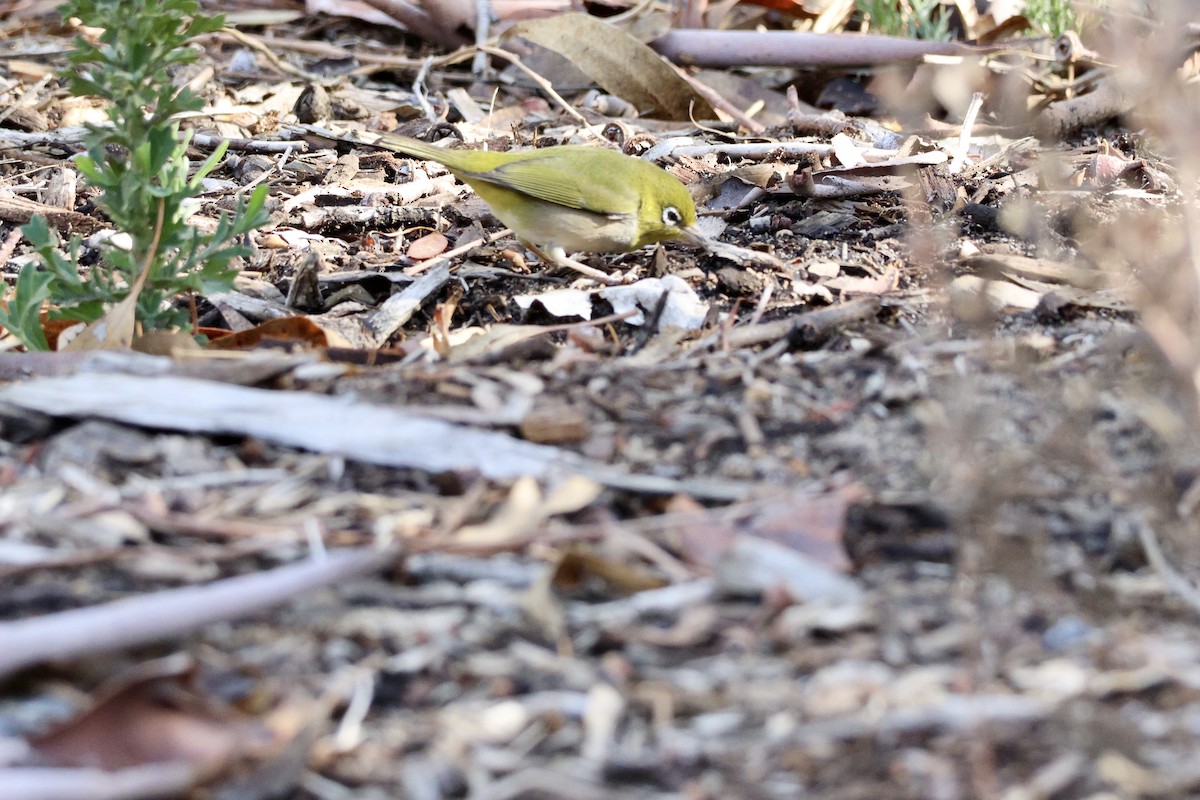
[413, 55, 438, 123]
[949, 91, 983, 174]
[209, 33, 474, 72]
[1137, 520, 1200, 617]
[190, 133, 306, 154]
[669, 64, 764, 132]
[477, 44, 598, 137]
[723, 296, 882, 350]
[0, 547, 398, 678]
[0, 74, 50, 126]
[643, 140, 894, 163]
[1037, 74, 1138, 139]
[606, 0, 658, 24]
[403, 228, 512, 277]
[0, 764, 197, 800]
[240, 143, 297, 191]
[747, 281, 774, 328]
[472, 0, 493, 75]
[0, 226, 22, 266]
[652, 29, 998, 69]
[216, 26, 331, 83]
[368, 263, 452, 345]
[355, 0, 470, 50]
[0, 192, 103, 235]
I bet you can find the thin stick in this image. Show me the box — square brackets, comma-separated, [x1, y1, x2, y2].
[472, 0, 493, 75]
[949, 91, 983, 174]
[403, 227, 512, 276]
[1137, 520, 1200, 617]
[669, 64, 764, 132]
[218, 27, 330, 82]
[0, 547, 397, 678]
[477, 44, 599, 137]
[413, 55, 438, 123]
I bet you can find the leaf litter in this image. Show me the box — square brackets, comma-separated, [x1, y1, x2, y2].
[2, 4, 1200, 799]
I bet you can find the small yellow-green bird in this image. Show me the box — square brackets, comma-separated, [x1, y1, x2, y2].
[356, 131, 703, 283]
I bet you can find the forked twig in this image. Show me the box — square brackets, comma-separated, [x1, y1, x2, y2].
[1137, 520, 1200, 617]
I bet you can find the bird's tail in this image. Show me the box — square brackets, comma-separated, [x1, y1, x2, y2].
[360, 132, 449, 163]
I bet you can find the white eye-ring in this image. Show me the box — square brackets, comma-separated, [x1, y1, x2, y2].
[662, 206, 682, 226]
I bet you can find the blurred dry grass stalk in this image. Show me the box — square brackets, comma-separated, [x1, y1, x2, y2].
[910, 1, 1200, 637]
[1103, 1, 1200, 415]
[1088, 0, 1200, 596]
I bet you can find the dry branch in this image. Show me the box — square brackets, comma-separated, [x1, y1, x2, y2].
[0, 547, 396, 678]
[652, 30, 997, 68]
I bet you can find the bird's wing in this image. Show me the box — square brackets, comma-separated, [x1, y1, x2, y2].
[463, 155, 627, 217]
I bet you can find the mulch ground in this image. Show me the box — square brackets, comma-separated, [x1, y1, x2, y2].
[3, 6, 1200, 799]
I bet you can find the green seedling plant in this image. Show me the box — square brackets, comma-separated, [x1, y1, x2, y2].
[0, 0, 268, 350]
[857, 0, 952, 41]
[1022, 0, 1080, 37]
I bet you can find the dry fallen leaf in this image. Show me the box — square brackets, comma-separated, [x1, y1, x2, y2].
[205, 316, 334, 350]
[444, 323, 554, 362]
[668, 487, 862, 572]
[506, 14, 716, 121]
[551, 546, 669, 595]
[32, 655, 273, 780]
[407, 230, 449, 260]
[455, 474, 602, 545]
[132, 329, 203, 356]
[60, 256, 151, 351]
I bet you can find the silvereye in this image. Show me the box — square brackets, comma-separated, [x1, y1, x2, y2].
[362, 132, 702, 282]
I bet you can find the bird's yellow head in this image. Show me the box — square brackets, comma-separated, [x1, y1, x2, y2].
[630, 163, 699, 249]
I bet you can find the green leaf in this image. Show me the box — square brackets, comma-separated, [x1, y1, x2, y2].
[0, 260, 53, 351]
[189, 138, 229, 188]
[33, 0, 268, 338]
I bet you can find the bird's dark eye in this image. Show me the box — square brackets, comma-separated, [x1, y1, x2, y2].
[662, 206, 682, 226]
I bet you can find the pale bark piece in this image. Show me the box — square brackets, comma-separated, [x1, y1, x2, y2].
[0, 372, 583, 480]
[367, 263, 451, 345]
[599, 276, 709, 329]
[0, 372, 752, 500]
[715, 536, 863, 606]
[961, 253, 1108, 289]
[0, 192, 103, 236]
[0, 764, 197, 800]
[506, 13, 716, 121]
[0, 547, 394, 678]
